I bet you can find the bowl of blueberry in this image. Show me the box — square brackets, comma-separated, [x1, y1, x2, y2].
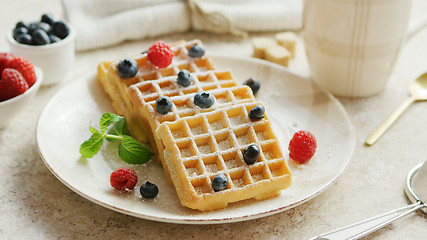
[6, 14, 75, 85]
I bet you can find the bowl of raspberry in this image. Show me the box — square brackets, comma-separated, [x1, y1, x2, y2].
[0, 53, 43, 128]
[6, 14, 75, 86]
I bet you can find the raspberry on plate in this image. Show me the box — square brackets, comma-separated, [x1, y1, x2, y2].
[8, 56, 37, 87]
[0, 52, 14, 73]
[288, 130, 317, 164]
[0, 68, 29, 101]
[147, 40, 173, 68]
[110, 167, 138, 191]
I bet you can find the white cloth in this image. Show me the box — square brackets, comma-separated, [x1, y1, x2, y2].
[62, 0, 303, 51]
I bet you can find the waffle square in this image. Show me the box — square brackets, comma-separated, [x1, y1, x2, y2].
[155, 102, 292, 211]
[97, 39, 215, 142]
[129, 69, 239, 106]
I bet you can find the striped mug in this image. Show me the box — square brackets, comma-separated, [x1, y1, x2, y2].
[303, 0, 412, 97]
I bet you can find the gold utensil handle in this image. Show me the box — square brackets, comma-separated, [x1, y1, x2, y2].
[365, 97, 416, 146]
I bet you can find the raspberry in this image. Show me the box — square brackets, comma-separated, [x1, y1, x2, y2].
[147, 40, 173, 68]
[8, 56, 37, 87]
[0, 52, 14, 73]
[288, 130, 317, 164]
[110, 167, 138, 191]
[0, 68, 29, 101]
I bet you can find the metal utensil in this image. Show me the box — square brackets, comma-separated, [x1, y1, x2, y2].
[310, 161, 427, 240]
[366, 72, 427, 146]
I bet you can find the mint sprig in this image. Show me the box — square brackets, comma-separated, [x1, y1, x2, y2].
[118, 135, 153, 164]
[79, 113, 153, 164]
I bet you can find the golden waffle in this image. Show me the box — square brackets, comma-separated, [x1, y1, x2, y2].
[128, 69, 241, 151]
[131, 84, 255, 166]
[155, 102, 292, 211]
[97, 39, 216, 142]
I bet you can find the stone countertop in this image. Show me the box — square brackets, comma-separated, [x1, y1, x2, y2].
[0, 0, 427, 239]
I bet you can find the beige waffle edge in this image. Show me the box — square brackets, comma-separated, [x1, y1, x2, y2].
[97, 60, 149, 142]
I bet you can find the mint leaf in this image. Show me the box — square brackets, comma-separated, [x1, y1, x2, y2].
[107, 117, 131, 138]
[89, 125, 99, 134]
[99, 113, 122, 133]
[80, 112, 153, 164]
[118, 135, 153, 164]
[79, 132, 104, 158]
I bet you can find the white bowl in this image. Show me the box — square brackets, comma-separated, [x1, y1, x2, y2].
[0, 66, 43, 128]
[6, 25, 75, 86]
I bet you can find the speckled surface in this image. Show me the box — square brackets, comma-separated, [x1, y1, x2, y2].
[1, 0, 427, 239]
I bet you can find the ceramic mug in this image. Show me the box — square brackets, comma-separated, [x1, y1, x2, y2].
[303, 0, 413, 97]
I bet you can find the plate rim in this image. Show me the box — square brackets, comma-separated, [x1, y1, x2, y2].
[36, 53, 356, 224]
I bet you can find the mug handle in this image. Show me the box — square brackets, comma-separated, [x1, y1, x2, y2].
[407, 16, 427, 39]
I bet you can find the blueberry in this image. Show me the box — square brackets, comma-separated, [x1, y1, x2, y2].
[155, 96, 173, 114]
[188, 43, 205, 58]
[49, 34, 61, 44]
[248, 105, 265, 120]
[194, 92, 215, 108]
[140, 181, 158, 199]
[243, 144, 260, 165]
[117, 58, 138, 79]
[39, 22, 51, 34]
[41, 13, 55, 25]
[27, 22, 41, 34]
[27, 22, 51, 34]
[177, 69, 192, 87]
[32, 29, 51, 45]
[243, 78, 261, 95]
[52, 21, 70, 39]
[212, 174, 228, 192]
[16, 34, 33, 45]
[15, 21, 28, 29]
[13, 27, 28, 40]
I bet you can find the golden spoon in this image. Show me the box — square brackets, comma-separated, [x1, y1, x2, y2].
[366, 72, 427, 146]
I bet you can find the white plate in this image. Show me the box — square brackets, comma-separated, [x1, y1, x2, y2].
[36, 54, 355, 224]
